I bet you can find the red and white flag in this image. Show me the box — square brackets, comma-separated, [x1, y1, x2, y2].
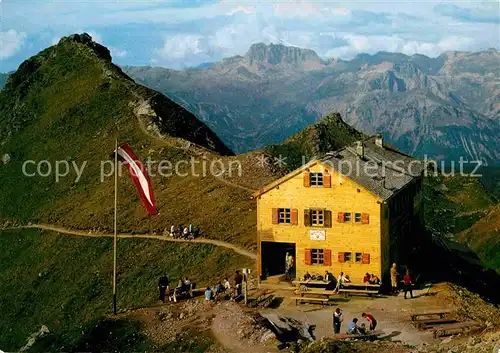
[116, 143, 157, 216]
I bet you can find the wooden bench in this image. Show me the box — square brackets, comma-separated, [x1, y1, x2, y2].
[295, 288, 336, 297]
[414, 318, 458, 329]
[292, 296, 333, 306]
[432, 321, 482, 338]
[344, 283, 381, 290]
[410, 309, 453, 321]
[338, 288, 379, 298]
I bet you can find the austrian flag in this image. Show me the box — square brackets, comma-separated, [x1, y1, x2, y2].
[116, 143, 157, 216]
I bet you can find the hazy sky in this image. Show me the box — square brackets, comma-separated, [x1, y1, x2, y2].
[0, 0, 498, 71]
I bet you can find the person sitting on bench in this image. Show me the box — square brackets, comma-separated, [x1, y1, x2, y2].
[205, 287, 214, 301]
[325, 271, 336, 290]
[369, 274, 381, 285]
[223, 278, 231, 291]
[303, 271, 312, 280]
[363, 273, 371, 284]
[214, 281, 224, 296]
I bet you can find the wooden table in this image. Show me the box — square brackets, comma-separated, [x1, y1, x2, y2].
[291, 296, 334, 306]
[292, 280, 328, 286]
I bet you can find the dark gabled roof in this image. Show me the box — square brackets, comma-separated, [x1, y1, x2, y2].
[321, 136, 424, 201]
[253, 136, 423, 200]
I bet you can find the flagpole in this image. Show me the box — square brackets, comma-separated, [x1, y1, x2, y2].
[113, 138, 118, 315]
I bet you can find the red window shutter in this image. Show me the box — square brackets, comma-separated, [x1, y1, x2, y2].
[305, 249, 312, 265]
[272, 208, 279, 224]
[362, 253, 370, 264]
[303, 171, 310, 187]
[304, 209, 311, 226]
[337, 212, 345, 223]
[337, 252, 345, 263]
[324, 249, 332, 266]
[362, 213, 370, 224]
[324, 210, 332, 228]
[323, 173, 331, 188]
[291, 209, 298, 225]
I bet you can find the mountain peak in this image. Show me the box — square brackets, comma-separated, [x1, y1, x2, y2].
[244, 42, 321, 67]
[58, 33, 112, 62]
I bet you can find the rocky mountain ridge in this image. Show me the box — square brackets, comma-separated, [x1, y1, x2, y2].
[125, 45, 500, 165]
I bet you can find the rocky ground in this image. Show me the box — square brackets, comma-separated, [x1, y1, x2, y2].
[112, 282, 499, 353]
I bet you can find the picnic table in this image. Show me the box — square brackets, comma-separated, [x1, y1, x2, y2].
[292, 280, 328, 287]
[410, 309, 453, 321]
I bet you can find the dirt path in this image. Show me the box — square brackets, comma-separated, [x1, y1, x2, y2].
[4, 224, 256, 260]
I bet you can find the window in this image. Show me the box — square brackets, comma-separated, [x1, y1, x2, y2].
[355, 252, 363, 263]
[311, 249, 324, 264]
[278, 208, 291, 224]
[344, 252, 352, 262]
[355, 213, 362, 223]
[311, 209, 324, 226]
[310, 173, 323, 186]
[344, 213, 352, 222]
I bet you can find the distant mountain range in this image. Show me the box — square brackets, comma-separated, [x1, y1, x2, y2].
[124, 43, 500, 165]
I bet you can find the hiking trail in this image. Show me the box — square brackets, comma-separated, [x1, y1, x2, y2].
[4, 223, 256, 260]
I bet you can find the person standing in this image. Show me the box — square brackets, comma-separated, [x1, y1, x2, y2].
[390, 263, 399, 294]
[334, 272, 351, 293]
[403, 270, 413, 299]
[234, 270, 243, 297]
[333, 307, 343, 334]
[158, 275, 169, 303]
[362, 312, 377, 331]
[284, 252, 291, 280]
[286, 253, 294, 280]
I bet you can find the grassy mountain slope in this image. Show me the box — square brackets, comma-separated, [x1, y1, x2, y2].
[424, 173, 499, 271]
[0, 33, 271, 249]
[0, 228, 250, 350]
[459, 206, 500, 271]
[0, 33, 267, 349]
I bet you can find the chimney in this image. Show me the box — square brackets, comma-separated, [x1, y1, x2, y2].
[375, 134, 384, 148]
[356, 141, 365, 159]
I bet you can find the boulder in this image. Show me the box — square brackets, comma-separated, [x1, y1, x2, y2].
[261, 313, 315, 343]
[2, 153, 11, 164]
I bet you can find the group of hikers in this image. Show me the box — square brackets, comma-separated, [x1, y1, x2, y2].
[159, 270, 247, 303]
[204, 270, 246, 301]
[391, 263, 415, 299]
[168, 224, 195, 240]
[157, 276, 194, 303]
[298, 262, 415, 298]
[333, 308, 378, 335]
[302, 270, 355, 292]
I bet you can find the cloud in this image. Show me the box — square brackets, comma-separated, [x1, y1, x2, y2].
[324, 34, 478, 59]
[110, 47, 127, 58]
[434, 4, 500, 24]
[0, 30, 27, 59]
